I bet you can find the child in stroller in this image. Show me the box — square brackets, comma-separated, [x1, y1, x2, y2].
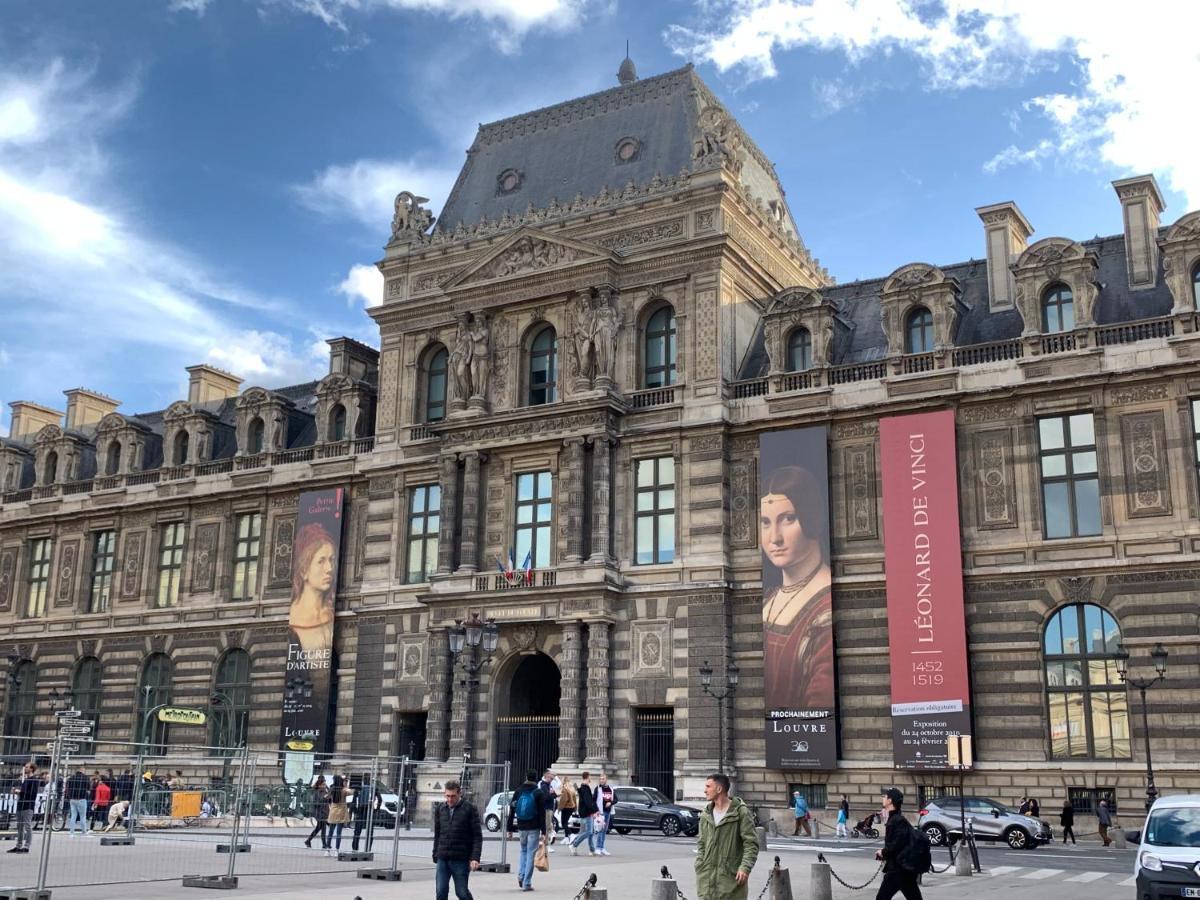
[852, 811, 880, 838]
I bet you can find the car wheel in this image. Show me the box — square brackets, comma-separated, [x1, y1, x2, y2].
[485, 814, 500, 833]
[922, 824, 946, 847]
[660, 815, 681, 837]
[615, 827, 631, 835]
[1004, 827, 1031, 850]
[684, 828, 699, 838]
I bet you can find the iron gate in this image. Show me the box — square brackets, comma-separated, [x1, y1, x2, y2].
[634, 708, 675, 799]
[495, 715, 558, 788]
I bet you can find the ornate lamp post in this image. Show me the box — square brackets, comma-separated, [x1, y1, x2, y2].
[448, 614, 499, 764]
[698, 660, 739, 773]
[1115, 641, 1168, 811]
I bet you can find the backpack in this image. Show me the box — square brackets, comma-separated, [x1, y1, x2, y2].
[899, 822, 933, 875]
[515, 788, 537, 821]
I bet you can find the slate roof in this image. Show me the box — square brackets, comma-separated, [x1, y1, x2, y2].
[436, 64, 799, 238]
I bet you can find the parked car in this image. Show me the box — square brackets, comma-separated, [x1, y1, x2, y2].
[568, 785, 699, 838]
[484, 791, 513, 832]
[1134, 794, 1200, 898]
[918, 795, 1052, 850]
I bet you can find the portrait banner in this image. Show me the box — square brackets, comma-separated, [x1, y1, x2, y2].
[880, 410, 972, 769]
[760, 426, 837, 770]
[278, 487, 346, 753]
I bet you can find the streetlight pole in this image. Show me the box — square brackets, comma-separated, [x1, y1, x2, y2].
[698, 660, 740, 773]
[1116, 642, 1168, 811]
[448, 615, 499, 767]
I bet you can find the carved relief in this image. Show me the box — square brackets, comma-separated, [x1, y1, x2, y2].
[729, 458, 756, 549]
[631, 622, 670, 677]
[973, 428, 1017, 528]
[1059, 576, 1096, 604]
[412, 269, 456, 294]
[959, 402, 1020, 424]
[843, 444, 878, 540]
[595, 218, 684, 252]
[834, 420, 878, 439]
[469, 235, 587, 282]
[1111, 384, 1170, 406]
[0, 548, 15, 612]
[694, 209, 716, 233]
[269, 516, 296, 587]
[390, 191, 434, 242]
[397, 635, 428, 683]
[1120, 411, 1172, 517]
[56, 539, 79, 606]
[695, 287, 718, 380]
[120, 532, 146, 599]
[510, 623, 538, 652]
[191, 522, 220, 593]
[693, 105, 744, 175]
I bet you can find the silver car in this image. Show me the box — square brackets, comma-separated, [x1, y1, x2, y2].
[918, 796, 1052, 850]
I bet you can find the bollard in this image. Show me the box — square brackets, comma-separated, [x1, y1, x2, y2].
[1112, 826, 1127, 849]
[583, 889, 608, 900]
[955, 845, 973, 876]
[812, 818, 820, 839]
[649, 878, 678, 900]
[756, 826, 768, 851]
[770, 859, 795, 900]
[810, 861, 833, 900]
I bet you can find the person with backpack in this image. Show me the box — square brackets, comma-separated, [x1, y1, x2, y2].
[507, 770, 548, 892]
[791, 790, 811, 837]
[874, 788, 928, 900]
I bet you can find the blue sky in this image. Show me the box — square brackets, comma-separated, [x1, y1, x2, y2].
[2, 0, 1196, 429]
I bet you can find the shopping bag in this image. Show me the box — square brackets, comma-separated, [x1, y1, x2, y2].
[534, 838, 550, 872]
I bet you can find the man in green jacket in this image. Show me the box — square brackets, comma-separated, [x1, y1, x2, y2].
[694, 774, 759, 900]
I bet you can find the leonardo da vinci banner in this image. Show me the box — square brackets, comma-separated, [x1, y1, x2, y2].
[880, 410, 972, 769]
[278, 487, 346, 753]
[760, 427, 837, 770]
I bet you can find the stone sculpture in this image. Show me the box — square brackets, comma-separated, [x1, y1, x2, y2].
[391, 191, 434, 241]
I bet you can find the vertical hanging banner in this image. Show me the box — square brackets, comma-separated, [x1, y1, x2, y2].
[880, 410, 971, 769]
[279, 487, 346, 753]
[760, 427, 837, 770]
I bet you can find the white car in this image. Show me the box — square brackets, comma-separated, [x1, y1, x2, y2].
[483, 791, 514, 832]
[1134, 794, 1200, 898]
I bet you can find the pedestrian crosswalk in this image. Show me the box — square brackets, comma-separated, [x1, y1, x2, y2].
[932, 864, 1137, 887]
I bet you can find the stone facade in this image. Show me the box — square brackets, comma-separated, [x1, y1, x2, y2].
[2, 65, 1200, 832]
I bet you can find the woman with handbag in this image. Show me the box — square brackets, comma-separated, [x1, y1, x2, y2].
[304, 776, 331, 851]
[327, 775, 351, 856]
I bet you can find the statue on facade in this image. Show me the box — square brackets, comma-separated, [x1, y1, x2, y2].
[468, 313, 491, 404]
[693, 106, 743, 175]
[447, 312, 492, 409]
[592, 295, 620, 385]
[449, 313, 472, 408]
[391, 191, 434, 242]
[570, 293, 596, 387]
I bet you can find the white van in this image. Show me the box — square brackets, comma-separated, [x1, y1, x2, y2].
[1134, 794, 1200, 898]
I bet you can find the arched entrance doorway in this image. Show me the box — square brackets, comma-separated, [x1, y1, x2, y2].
[494, 652, 560, 788]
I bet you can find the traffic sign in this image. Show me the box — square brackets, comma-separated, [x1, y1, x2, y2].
[54, 708, 82, 719]
[57, 717, 94, 729]
[58, 742, 82, 754]
[58, 726, 93, 736]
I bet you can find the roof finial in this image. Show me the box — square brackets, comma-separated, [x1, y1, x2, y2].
[617, 41, 638, 85]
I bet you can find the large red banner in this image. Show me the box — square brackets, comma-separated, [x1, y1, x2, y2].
[880, 410, 971, 769]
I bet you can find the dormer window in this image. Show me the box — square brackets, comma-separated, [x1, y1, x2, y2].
[905, 307, 934, 354]
[614, 137, 641, 164]
[173, 430, 189, 466]
[1192, 260, 1200, 307]
[1042, 284, 1075, 333]
[329, 403, 347, 442]
[786, 328, 812, 372]
[44, 450, 58, 485]
[105, 441, 121, 476]
[496, 168, 523, 195]
[247, 417, 264, 454]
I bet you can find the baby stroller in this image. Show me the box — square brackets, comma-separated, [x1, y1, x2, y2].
[852, 811, 880, 838]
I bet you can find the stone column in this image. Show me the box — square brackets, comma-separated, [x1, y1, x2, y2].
[447, 646, 474, 762]
[425, 629, 452, 761]
[436, 454, 459, 575]
[589, 436, 612, 564]
[457, 451, 481, 574]
[563, 438, 586, 563]
[584, 621, 611, 766]
[557, 621, 583, 765]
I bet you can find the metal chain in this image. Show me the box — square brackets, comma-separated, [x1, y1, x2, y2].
[928, 841, 957, 874]
[571, 873, 599, 900]
[818, 852, 884, 891]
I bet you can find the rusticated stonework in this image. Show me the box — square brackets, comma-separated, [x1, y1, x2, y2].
[1120, 411, 1172, 517]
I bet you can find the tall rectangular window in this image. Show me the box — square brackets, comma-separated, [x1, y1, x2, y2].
[514, 471, 553, 569]
[231, 513, 262, 601]
[1038, 413, 1101, 539]
[25, 539, 51, 618]
[88, 531, 116, 613]
[635, 457, 676, 564]
[1192, 399, 1200, 496]
[155, 522, 185, 608]
[406, 484, 441, 583]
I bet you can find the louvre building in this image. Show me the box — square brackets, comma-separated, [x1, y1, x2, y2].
[2, 59, 1200, 826]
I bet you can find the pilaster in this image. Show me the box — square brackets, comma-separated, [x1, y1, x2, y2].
[436, 454, 459, 575]
[457, 451, 482, 574]
[563, 438, 586, 563]
[588, 437, 612, 564]
[557, 620, 584, 765]
[425, 628, 452, 762]
[584, 620, 611, 767]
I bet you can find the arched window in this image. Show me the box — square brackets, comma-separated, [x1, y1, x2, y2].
[174, 430, 189, 466]
[44, 450, 58, 485]
[328, 404, 347, 442]
[4, 466, 15, 490]
[106, 440, 122, 476]
[211, 649, 251, 750]
[72, 657, 103, 745]
[1192, 260, 1200, 308]
[425, 346, 448, 423]
[1044, 603, 1130, 760]
[2, 659, 36, 757]
[247, 417, 265, 455]
[528, 326, 557, 406]
[787, 328, 813, 372]
[1042, 284, 1075, 333]
[644, 305, 677, 388]
[905, 307, 934, 354]
[136, 653, 173, 753]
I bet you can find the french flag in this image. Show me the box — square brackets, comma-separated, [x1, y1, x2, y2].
[521, 550, 533, 586]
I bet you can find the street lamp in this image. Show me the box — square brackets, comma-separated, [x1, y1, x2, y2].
[1115, 641, 1168, 810]
[699, 659, 739, 773]
[448, 615, 499, 763]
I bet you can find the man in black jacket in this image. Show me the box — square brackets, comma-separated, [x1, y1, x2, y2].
[874, 788, 923, 900]
[64, 766, 91, 836]
[8, 763, 39, 853]
[507, 770, 548, 892]
[569, 771, 599, 856]
[432, 779, 483, 900]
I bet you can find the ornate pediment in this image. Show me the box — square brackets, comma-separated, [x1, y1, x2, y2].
[1163, 210, 1200, 243]
[34, 424, 63, 445]
[444, 228, 609, 289]
[881, 263, 949, 295]
[766, 287, 823, 316]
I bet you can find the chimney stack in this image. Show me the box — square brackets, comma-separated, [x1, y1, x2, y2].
[975, 201, 1034, 312]
[8, 401, 64, 439]
[1112, 174, 1165, 290]
[186, 364, 243, 405]
[326, 337, 380, 382]
[63, 389, 120, 431]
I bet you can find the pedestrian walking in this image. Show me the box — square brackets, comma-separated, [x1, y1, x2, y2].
[695, 774, 759, 900]
[1029, 797, 1040, 819]
[836, 796, 849, 838]
[351, 774, 380, 852]
[91, 773, 112, 832]
[304, 775, 331, 850]
[569, 772, 598, 856]
[594, 773, 615, 856]
[65, 766, 91, 836]
[874, 788, 925, 900]
[1097, 798, 1113, 846]
[1060, 799, 1076, 844]
[507, 769, 548, 892]
[8, 763, 38, 853]
[557, 776, 577, 841]
[537, 769, 558, 844]
[432, 779, 482, 900]
[327, 774, 350, 854]
[792, 790, 812, 837]
[1018, 796, 1031, 815]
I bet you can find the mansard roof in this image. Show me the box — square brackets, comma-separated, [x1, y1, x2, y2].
[436, 65, 798, 238]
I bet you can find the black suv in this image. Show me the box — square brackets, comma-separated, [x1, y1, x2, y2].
[571, 785, 700, 837]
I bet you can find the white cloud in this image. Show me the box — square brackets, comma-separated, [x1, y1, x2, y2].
[811, 77, 870, 116]
[292, 157, 458, 232]
[982, 140, 1055, 175]
[337, 263, 384, 309]
[666, 0, 1200, 208]
[168, 0, 215, 14]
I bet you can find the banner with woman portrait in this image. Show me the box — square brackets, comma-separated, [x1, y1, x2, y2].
[278, 487, 346, 753]
[760, 427, 837, 770]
